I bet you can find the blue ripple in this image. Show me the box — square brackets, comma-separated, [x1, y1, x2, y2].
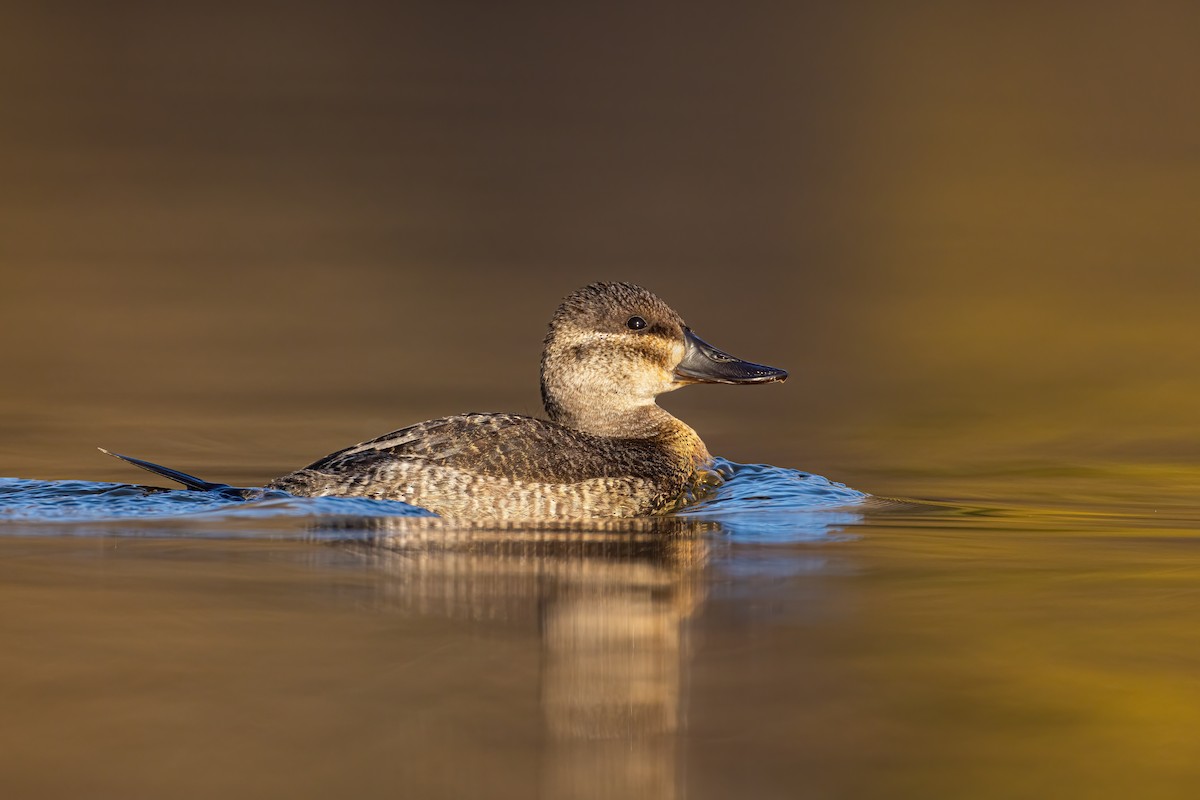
[677, 458, 869, 541]
[0, 478, 432, 523]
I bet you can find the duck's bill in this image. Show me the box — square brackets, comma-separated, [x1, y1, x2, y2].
[673, 328, 788, 385]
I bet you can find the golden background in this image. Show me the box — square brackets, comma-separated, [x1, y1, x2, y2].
[1, 1, 1196, 492]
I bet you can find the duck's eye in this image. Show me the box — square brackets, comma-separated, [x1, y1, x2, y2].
[626, 316, 647, 331]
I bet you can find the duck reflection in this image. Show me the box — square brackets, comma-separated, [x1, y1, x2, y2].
[339, 516, 712, 800]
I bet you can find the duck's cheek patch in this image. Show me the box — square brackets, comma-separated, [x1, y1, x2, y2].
[670, 340, 687, 368]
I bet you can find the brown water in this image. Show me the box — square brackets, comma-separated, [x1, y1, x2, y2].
[2, 2, 1199, 798]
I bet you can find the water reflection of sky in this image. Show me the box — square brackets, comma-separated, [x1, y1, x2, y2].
[679, 458, 867, 541]
[0, 477, 431, 525]
[712, 510, 864, 540]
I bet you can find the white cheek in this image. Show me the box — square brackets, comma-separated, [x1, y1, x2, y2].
[641, 341, 686, 397]
[605, 359, 662, 401]
[670, 340, 686, 367]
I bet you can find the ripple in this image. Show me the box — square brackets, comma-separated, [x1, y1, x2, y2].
[676, 458, 869, 541]
[0, 459, 868, 543]
[0, 478, 431, 524]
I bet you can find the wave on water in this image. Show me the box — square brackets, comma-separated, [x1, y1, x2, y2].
[0, 478, 432, 524]
[677, 458, 869, 540]
[0, 458, 867, 542]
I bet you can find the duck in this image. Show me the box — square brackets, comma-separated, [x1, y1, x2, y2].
[106, 282, 786, 519]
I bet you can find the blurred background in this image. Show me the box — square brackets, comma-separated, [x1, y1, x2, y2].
[1, 0, 1196, 497]
[2, 6, 1199, 797]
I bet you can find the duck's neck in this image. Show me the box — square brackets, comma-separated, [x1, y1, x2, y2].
[543, 389, 713, 469]
[544, 394, 666, 438]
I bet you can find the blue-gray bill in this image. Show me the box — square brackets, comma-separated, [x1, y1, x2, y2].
[672, 328, 788, 385]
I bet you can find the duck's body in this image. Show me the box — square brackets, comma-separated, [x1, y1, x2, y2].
[107, 282, 786, 520]
[267, 412, 714, 518]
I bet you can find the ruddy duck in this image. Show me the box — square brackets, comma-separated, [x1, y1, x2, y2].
[107, 282, 786, 519]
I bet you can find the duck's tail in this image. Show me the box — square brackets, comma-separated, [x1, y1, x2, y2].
[98, 448, 230, 492]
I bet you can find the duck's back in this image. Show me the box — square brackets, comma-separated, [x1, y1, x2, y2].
[267, 413, 706, 519]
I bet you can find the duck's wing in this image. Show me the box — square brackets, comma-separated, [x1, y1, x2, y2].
[284, 413, 656, 485]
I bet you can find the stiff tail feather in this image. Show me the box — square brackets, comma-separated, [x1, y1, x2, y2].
[98, 448, 230, 492]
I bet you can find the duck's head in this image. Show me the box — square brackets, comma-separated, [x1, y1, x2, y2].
[540, 282, 787, 437]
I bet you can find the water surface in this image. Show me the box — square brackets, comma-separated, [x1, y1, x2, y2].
[2, 459, 1198, 798]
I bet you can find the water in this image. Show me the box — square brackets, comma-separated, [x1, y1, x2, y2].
[3, 459, 1198, 798]
[0, 477, 433, 525]
[0, 458, 877, 800]
[3, 2, 1200, 797]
